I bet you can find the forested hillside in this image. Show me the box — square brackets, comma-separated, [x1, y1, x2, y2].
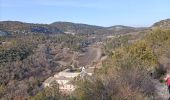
[0, 33, 89, 99]
[152, 19, 170, 29]
[30, 20, 170, 100]
[71, 29, 170, 100]
[0, 19, 170, 99]
[0, 21, 62, 35]
[0, 21, 145, 36]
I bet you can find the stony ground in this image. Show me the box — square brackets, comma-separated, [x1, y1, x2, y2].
[154, 79, 169, 100]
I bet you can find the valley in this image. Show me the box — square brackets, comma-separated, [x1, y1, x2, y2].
[0, 19, 170, 99]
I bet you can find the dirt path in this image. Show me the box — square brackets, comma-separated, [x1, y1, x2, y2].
[154, 80, 169, 100]
[77, 46, 102, 67]
[93, 47, 102, 62]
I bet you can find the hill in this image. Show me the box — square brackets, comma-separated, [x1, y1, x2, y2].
[0, 21, 146, 36]
[0, 21, 63, 35]
[0, 30, 10, 36]
[51, 22, 145, 35]
[50, 22, 105, 35]
[0, 19, 170, 99]
[107, 25, 146, 34]
[152, 19, 170, 29]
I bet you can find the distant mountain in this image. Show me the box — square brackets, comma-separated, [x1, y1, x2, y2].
[107, 25, 134, 30]
[107, 25, 146, 34]
[0, 21, 149, 36]
[152, 19, 170, 29]
[0, 21, 62, 35]
[50, 22, 106, 35]
[50, 22, 144, 35]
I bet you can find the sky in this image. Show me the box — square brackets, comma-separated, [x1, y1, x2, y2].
[0, 0, 170, 27]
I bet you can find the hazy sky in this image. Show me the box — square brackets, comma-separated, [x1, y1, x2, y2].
[0, 0, 170, 27]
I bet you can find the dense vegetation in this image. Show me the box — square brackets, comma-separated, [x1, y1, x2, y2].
[27, 29, 170, 100]
[0, 33, 90, 99]
[72, 29, 170, 100]
[0, 21, 145, 36]
[0, 19, 170, 99]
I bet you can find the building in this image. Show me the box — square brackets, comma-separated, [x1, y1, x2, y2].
[43, 77, 56, 87]
[54, 69, 80, 78]
[43, 67, 95, 93]
[54, 76, 75, 92]
[80, 67, 94, 76]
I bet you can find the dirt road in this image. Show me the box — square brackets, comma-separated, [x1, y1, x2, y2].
[77, 46, 102, 67]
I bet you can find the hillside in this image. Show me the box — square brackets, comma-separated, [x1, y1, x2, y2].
[50, 22, 105, 34]
[51, 22, 146, 35]
[0, 21, 63, 35]
[30, 20, 170, 100]
[152, 19, 170, 29]
[107, 25, 146, 34]
[0, 30, 10, 36]
[2, 19, 170, 36]
[0, 21, 146, 36]
[0, 19, 170, 99]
